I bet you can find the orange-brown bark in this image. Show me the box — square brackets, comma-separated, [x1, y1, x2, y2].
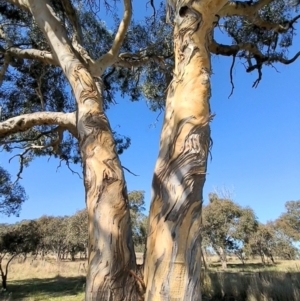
[25, 1, 139, 299]
[144, 1, 227, 300]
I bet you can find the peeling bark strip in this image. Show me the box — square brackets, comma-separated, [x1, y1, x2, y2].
[144, 1, 227, 300]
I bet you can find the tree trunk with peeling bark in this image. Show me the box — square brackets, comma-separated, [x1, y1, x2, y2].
[77, 72, 138, 300]
[20, 1, 139, 300]
[144, 1, 226, 300]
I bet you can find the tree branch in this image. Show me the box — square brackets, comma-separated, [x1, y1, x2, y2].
[209, 39, 300, 86]
[61, 0, 83, 44]
[219, 0, 274, 17]
[241, 13, 300, 34]
[0, 54, 10, 87]
[113, 51, 169, 69]
[5, 253, 18, 276]
[91, 0, 132, 76]
[61, 0, 93, 65]
[0, 47, 58, 65]
[0, 112, 77, 138]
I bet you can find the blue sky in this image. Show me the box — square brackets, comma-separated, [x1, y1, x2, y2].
[1, 1, 300, 224]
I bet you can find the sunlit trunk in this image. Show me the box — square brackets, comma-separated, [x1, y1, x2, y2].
[144, 1, 225, 299]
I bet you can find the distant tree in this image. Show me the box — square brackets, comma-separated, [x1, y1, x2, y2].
[247, 223, 276, 264]
[128, 191, 148, 252]
[276, 200, 300, 241]
[67, 209, 88, 260]
[0, 221, 40, 290]
[202, 193, 258, 268]
[272, 224, 299, 260]
[0, 166, 27, 217]
[35, 215, 68, 260]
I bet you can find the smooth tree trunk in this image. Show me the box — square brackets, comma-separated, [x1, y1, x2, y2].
[28, 1, 139, 300]
[144, 1, 226, 299]
[218, 247, 227, 269]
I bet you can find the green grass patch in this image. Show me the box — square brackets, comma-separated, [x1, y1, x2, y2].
[0, 276, 85, 301]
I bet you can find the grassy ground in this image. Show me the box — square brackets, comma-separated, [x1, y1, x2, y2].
[0, 256, 299, 300]
[0, 259, 86, 301]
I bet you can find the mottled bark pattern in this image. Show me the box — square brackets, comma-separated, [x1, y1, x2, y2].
[25, 1, 139, 298]
[144, 1, 227, 300]
[71, 66, 139, 301]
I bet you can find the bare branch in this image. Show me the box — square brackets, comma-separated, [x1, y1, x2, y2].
[210, 39, 300, 65]
[0, 112, 77, 138]
[228, 55, 236, 98]
[61, 0, 93, 65]
[61, 0, 83, 44]
[35, 68, 46, 110]
[122, 165, 139, 176]
[0, 54, 10, 87]
[91, 0, 132, 76]
[219, 0, 274, 17]
[209, 39, 300, 86]
[0, 47, 58, 65]
[57, 158, 82, 179]
[3, 128, 58, 144]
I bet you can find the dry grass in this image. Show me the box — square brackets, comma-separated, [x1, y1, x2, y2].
[0, 257, 86, 301]
[0, 256, 299, 300]
[202, 257, 300, 301]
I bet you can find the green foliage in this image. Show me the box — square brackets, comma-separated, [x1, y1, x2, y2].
[0, 220, 40, 289]
[276, 200, 300, 241]
[0, 166, 27, 217]
[128, 190, 148, 251]
[202, 193, 258, 265]
[0, 221, 40, 255]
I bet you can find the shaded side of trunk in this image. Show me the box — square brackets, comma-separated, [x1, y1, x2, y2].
[144, 1, 226, 299]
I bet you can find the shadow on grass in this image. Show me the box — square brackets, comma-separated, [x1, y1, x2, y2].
[0, 275, 85, 300]
[202, 270, 300, 301]
[209, 261, 281, 270]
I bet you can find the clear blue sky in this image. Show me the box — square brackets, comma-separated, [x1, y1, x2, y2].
[1, 1, 300, 224]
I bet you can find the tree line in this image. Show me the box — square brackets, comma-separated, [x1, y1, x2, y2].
[1, 192, 299, 290]
[0, 190, 147, 290]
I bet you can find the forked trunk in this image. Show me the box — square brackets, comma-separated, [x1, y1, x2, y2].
[144, 1, 226, 299]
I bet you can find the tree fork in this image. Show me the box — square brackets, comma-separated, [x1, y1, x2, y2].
[144, 1, 227, 300]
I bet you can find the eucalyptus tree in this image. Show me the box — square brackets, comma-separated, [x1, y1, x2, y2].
[0, 0, 140, 298]
[0, 220, 40, 290]
[201, 193, 258, 268]
[144, 0, 300, 299]
[0, 0, 300, 301]
[276, 200, 300, 241]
